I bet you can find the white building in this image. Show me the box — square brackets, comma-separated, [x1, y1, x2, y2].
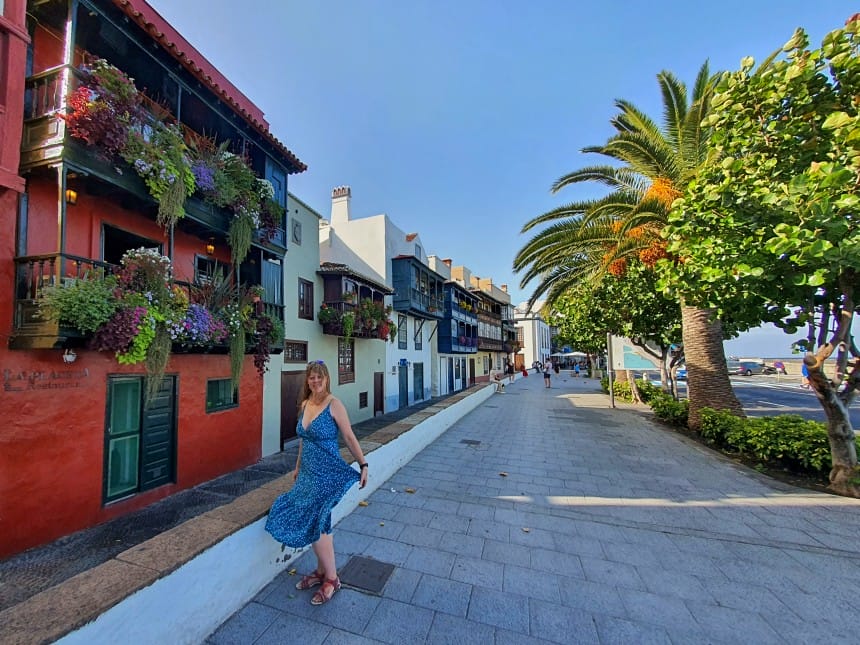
[514, 300, 551, 369]
[320, 186, 443, 411]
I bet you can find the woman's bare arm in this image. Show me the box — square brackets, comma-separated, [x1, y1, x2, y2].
[329, 397, 368, 488]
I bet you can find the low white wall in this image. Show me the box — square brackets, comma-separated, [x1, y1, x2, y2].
[59, 384, 495, 645]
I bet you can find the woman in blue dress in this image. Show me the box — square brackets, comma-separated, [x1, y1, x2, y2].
[265, 361, 368, 605]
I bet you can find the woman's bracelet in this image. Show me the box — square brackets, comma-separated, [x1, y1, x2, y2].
[359, 463, 368, 470]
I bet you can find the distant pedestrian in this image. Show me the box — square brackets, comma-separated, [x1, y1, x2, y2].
[543, 360, 552, 388]
[507, 362, 515, 383]
[574, 363, 581, 377]
[265, 361, 368, 606]
[491, 369, 505, 392]
[553, 362, 560, 375]
[801, 362, 810, 389]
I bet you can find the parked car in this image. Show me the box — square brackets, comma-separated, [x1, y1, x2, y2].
[728, 360, 766, 376]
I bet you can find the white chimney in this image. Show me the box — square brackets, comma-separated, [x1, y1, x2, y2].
[331, 186, 351, 225]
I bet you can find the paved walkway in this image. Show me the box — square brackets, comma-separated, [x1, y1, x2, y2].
[209, 372, 860, 644]
[0, 389, 466, 613]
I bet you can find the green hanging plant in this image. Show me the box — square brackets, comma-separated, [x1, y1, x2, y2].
[228, 214, 254, 265]
[144, 323, 172, 406]
[229, 327, 246, 391]
[121, 122, 195, 229]
[342, 311, 355, 343]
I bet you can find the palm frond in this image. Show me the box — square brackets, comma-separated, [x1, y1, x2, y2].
[612, 100, 662, 140]
[690, 61, 713, 102]
[657, 70, 688, 150]
[602, 132, 680, 181]
[550, 165, 646, 195]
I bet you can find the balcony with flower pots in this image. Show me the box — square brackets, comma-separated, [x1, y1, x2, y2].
[20, 1, 305, 261]
[11, 249, 283, 391]
[317, 263, 394, 341]
[437, 283, 479, 354]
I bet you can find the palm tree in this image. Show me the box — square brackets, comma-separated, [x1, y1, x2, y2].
[514, 63, 744, 428]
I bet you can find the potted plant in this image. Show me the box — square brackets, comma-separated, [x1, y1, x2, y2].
[317, 303, 339, 325]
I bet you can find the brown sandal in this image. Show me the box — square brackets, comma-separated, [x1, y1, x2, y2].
[311, 577, 341, 605]
[295, 570, 325, 590]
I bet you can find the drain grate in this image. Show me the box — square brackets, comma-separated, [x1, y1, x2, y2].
[338, 556, 395, 595]
[460, 439, 481, 446]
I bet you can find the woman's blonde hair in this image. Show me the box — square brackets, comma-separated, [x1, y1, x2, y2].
[299, 361, 331, 404]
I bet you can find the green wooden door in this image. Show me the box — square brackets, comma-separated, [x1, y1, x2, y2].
[104, 376, 176, 502]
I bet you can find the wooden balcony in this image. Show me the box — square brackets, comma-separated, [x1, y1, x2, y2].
[318, 301, 390, 341]
[10, 252, 283, 353]
[20, 65, 286, 253]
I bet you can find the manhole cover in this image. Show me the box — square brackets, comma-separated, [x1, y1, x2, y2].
[338, 556, 395, 595]
[460, 439, 481, 445]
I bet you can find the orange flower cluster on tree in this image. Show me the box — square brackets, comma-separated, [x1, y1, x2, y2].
[627, 225, 646, 239]
[644, 177, 682, 207]
[639, 242, 669, 267]
[607, 258, 628, 276]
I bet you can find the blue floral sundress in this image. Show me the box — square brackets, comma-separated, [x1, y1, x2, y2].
[265, 401, 360, 548]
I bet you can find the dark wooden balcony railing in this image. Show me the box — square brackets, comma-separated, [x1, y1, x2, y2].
[21, 65, 287, 250]
[24, 65, 76, 121]
[11, 253, 284, 351]
[319, 301, 389, 341]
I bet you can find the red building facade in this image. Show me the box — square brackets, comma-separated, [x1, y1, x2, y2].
[0, 0, 305, 558]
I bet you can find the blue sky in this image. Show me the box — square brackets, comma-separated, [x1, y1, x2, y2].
[149, 1, 852, 358]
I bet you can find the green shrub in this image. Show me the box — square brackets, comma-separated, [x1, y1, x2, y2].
[699, 408, 745, 445]
[600, 377, 662, 404]
[636, 380, 662, 404]
[699, 408, 854, 477]
[38, 273, 118, 333]
[649, 394, 689, 426]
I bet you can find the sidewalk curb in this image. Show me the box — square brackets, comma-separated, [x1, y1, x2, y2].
[52, 385, 496, 645]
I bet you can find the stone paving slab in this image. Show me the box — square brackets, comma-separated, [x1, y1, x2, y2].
[211, 373, 860, 644]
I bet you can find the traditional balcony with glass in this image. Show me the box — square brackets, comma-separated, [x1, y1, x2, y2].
[13, 1, 301, 352]
[317, 268, 394, 341]
[436, 284, 478, 354]
[391, 257, 445, 320]
[475, 297, 504, 352]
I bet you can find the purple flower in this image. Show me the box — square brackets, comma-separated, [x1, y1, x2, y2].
[192, 162, 216, 192]
[176, 304, 228, 346]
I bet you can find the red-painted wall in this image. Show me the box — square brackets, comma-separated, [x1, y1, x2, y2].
[0, 348, 261, 558]
[0, 179, 263, 559]
[0, 0, 28, 193]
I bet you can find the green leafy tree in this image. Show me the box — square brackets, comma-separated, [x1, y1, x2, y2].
[663, 17, 860, 494]
[514, 63, 744, 423]
[552, 261, 682, 390]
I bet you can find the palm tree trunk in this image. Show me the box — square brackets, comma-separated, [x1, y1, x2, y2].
[681, 303, 744, 430]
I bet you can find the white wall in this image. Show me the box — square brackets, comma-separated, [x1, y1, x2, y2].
[261, 194, 326, 456]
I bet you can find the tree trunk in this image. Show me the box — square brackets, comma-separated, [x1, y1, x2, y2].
[814, 381, 859, 495]
[681, 304, 744, 430]
[807, 343, 860, 496]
